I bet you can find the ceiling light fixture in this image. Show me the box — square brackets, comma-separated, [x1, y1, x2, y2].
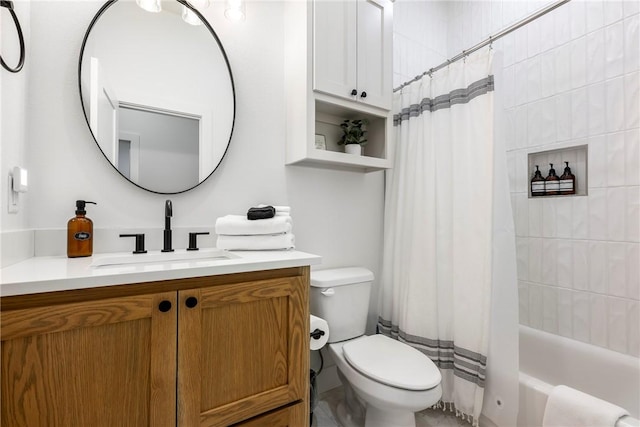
[136, 0, 161, 13]
[224, 0, 245, 22]
[182, 6, 203, 25]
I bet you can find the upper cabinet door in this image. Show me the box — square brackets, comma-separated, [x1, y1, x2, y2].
[356, 0, 392, 110]
[313, 0, 357, 100]
[313, 0, 392, 110]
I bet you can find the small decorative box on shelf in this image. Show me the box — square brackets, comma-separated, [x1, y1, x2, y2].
[528, 145, 588, 198]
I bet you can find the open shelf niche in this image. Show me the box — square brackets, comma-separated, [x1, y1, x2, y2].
[315, 99, 389, 161]
[527, 144, 588, 198]
[285, 94, 393, 172]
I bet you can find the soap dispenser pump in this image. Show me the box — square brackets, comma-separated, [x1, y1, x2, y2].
[67, 200, 97, 258]
[559, 161, 576, 195]
[545, 163, 560, 196]
[531, 165, 545, 197]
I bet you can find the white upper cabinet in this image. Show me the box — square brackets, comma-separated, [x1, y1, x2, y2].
[284, 0, 393, 171]
[313, 0, 392, 111]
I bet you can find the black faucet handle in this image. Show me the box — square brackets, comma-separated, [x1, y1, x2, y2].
[187, 232, 210, 251]
[119, 234, 147, 254]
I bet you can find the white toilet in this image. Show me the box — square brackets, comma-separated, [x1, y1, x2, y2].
[310, 267, 442, 427]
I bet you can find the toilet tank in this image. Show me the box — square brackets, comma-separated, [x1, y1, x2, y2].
[310, 267, 374, 343]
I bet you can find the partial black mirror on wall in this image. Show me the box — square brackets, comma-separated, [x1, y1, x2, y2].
[78, 0, 236, 194]
[1, 0, 25, 73]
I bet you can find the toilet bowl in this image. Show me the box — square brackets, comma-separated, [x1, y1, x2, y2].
[330, 335, 442, 427]
[310, 267, 443, 427]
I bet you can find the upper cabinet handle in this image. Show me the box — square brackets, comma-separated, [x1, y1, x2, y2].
[185, 296, 198, 308]
[360, 91, 367, 98]
[350, 89, 357, 96]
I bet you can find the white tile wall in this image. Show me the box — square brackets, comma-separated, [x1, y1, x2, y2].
[392, 0, 449, 89]
[628, 300, 640, 357]
[395, 0, 639, 357]
[590, 293, 608, 347]
[557, 288, 573, 338]
[445, 1, 639, 356]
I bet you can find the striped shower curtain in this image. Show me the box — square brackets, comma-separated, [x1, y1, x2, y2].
[378, 50, 518, 426]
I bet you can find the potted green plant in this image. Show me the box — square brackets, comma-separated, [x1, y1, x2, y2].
[338, 119, 368, 156]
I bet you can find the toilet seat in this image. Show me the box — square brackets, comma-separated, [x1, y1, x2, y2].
[342, 334, 441, 391]
[328, 336, 443, 423]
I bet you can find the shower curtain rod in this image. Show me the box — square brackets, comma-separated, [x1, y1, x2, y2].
[393, 0, 571, 92]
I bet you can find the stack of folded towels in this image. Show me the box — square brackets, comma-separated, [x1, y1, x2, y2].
[215, 205, 295, 250]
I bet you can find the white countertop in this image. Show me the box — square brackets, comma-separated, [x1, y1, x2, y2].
[0, 249, 322, 297]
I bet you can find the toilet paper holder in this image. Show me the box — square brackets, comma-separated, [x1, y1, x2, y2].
[310, 329, 325, 340]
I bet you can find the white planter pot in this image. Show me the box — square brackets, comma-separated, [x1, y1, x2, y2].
[345, 144, 362, 156]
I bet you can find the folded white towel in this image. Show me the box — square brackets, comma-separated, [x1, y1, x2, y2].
[215, 215, 292, 236]
[542, 385, 629, 427]
[258, 204, 291, 215]
[216, 234, 295, 250]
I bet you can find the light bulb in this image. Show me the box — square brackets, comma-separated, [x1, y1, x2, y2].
[190, 0, 210, 8]
[136, 0, 161, 13]
[182, 6, 203, 25]
[225, 0, 245, 22]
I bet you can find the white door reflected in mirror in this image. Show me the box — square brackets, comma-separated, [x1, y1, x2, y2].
[89, 57, 119, 166]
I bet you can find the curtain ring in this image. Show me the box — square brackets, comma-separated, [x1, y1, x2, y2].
[1, 1, 26, 73]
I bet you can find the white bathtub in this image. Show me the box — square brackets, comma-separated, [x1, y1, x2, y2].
[517, 325, 640, 427]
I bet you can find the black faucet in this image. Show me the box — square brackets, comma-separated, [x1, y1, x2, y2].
[162, 200, 174, 252]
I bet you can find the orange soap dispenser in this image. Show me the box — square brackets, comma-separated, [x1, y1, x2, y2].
[67, 200, 97, 258]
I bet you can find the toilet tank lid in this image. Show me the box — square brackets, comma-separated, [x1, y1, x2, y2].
[310, 267, 374, 288]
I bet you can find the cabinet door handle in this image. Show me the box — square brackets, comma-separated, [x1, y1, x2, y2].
[158, 300, 172, 312]
[350, 89, 357, 96]
[360, 91, 367, 98]
[185, 296, 198, 308]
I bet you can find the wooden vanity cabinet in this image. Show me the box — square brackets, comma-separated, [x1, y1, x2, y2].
[0, 267, 310, 427]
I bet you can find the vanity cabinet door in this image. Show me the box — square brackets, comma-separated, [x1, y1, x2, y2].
[0, 291, 177, 427]
[234, 401, 307, 427]
[177, 274, 309, 427]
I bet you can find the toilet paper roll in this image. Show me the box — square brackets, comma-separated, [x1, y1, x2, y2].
[310, 314, 329, 351]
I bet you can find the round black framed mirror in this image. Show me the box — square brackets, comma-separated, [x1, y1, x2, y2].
[78, 0, 235, 194]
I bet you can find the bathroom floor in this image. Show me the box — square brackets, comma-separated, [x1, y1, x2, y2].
[313, 387, 472, 427]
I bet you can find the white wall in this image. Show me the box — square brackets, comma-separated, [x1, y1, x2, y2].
[446, 0, 639, 358]
[1, 0, 34, 267]
[1, 0, 385, 290]
[393, 0, 449, 89]
[1, 0, 31, 231]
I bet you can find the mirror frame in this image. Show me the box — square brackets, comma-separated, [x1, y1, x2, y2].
[78, 0, 236, 195]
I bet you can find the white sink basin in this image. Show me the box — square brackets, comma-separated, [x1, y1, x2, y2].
[90, 248, 236, 267]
